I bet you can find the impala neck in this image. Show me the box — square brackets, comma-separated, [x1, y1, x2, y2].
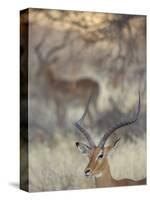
[45, 67, 55, 83]
[95, 159, 115, 187]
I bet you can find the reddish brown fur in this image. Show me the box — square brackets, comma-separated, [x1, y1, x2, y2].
[43, 66, 99, 124]
[85, 146, 146, 187]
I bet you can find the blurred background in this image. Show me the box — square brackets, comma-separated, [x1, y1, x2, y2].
[20, 9, 146, 192]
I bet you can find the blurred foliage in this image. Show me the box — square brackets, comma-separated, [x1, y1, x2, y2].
[20, 9, 146, 191]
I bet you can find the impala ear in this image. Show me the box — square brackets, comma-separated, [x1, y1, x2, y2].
[104, 138, 120, 156]
[113, 138, 120, 149]
[75, 142, 91, 155]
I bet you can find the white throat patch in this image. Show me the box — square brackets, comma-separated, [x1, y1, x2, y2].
[95, 172, 102, 178]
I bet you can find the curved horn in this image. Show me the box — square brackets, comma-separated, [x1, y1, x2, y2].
[74, 92, 96, 147]
[98, 92, 141, 149]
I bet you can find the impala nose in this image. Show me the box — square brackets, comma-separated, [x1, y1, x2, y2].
[84, 168, 91, 176]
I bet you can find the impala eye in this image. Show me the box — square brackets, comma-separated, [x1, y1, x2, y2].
[98, 153, 104, 159]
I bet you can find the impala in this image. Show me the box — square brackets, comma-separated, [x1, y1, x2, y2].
[75, 92, 146, 187]
[35, 33, 100, 125]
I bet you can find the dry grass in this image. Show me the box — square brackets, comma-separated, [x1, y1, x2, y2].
[108, 136, 146, 180]
[28, 132, 146, 192]
[21, 10, 146, 192]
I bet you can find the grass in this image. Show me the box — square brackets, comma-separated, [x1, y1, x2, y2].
[28, 131, 146, 192]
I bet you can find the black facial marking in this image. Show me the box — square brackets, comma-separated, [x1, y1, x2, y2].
[98, 153, 104, 159]
[76, 142, 79, 147]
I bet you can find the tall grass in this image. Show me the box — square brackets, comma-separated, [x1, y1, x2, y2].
[28, 132, 146, 192]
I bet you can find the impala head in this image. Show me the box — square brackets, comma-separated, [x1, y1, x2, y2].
[74, 92, 140, 178]
[76, 139, 120, 177]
